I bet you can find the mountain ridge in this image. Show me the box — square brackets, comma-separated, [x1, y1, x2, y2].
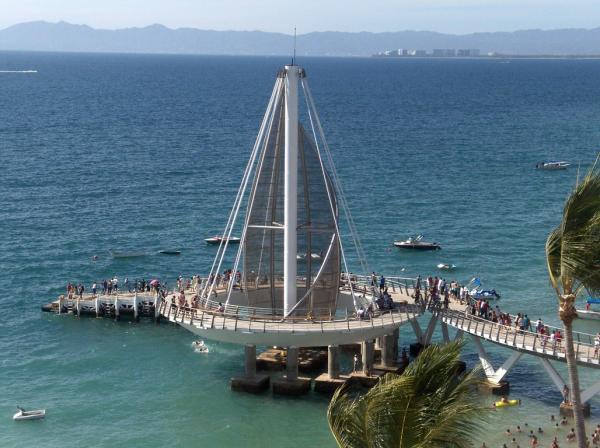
[2, 21, 600, 56]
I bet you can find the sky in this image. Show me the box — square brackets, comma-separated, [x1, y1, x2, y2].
[1, 0, 599, 34]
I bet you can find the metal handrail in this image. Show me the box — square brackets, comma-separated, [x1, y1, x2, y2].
[440, 308, 599, 361]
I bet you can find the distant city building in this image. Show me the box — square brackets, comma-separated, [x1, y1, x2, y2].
[457, 49, 481, 57]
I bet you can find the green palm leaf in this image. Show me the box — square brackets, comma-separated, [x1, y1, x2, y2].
[328, 341, 487, 448]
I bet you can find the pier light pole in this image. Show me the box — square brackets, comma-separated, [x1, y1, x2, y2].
[283, 65, 299, 316]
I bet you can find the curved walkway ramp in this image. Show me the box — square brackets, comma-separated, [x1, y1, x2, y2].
[439, 307, 600, 404]
[160, 298, 423, 347]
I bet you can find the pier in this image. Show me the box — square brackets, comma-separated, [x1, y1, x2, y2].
[44, 291, 162, 321]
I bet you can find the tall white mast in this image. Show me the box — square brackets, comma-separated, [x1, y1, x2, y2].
[283, 65, 299, 316]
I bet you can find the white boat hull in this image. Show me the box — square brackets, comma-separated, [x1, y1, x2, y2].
[576, 309, 600, 321]
[13, 410, 45, 421]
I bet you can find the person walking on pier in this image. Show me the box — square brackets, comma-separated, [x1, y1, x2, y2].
[125, 277, 130, 292]
[91, 282, 96, 296]
[562, 384, 570, 404]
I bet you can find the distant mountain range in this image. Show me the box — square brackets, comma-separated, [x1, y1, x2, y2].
[1, 21, 600, 56]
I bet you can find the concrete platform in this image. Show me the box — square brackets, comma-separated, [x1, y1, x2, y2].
[559, 402, 591, 417]
[230, 374, 270, 394]
[349, 371, 384, 388]
[272, 376, 312, 396]
[256, 348, 327, 372]
[372, 363, 404, 375]
[477, 380, 510, 396]
[314, 374, 350, 394]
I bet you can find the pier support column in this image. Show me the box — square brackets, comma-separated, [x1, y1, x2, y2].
[75, 298, 80, 317]
[392, 328, 399, 361]
[362, 340, 374, 375]
[328, 345, 340, 379]
[381, 334, 394, 368]
[315, 345, 348, 394]
[286, 346, 299, 381]
[95, 297, 99, 318]
[114, 297, 120, 321]
[231, 344, 269, 394]
[133, 293, 139, 322]
[245, 344, 257, 378]
[155, 296, 162, 323]
[272, 345, 311, 396]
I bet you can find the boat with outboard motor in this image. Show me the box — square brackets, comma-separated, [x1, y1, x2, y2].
[394, 235, 441, 250]
[577, 298, 600, 321]
[13, 407, 45, 421]
[204, 236, 241, 245]
[536, 161, 570, 170]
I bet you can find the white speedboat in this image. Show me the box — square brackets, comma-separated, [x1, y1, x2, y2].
[13, 407, 45, 421]
[536, 161, 570, 170]
[577, 299, 600, 321]
[394, 235, 441, 251]
[204, 236, 241, 245]
[437, 263, 456, 270]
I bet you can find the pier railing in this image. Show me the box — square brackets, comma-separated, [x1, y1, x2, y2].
[440, 308, 600, 365]
[160, 298, 424, 333]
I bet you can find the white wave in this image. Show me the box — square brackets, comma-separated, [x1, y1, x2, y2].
[0, 70, 38, 73]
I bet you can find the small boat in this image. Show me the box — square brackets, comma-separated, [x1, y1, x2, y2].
[109, 250, 146, 258]
[437, 263, 456, 270]
[204, 236, 241, 245]
[13, 407, 45, 421]
[576, 298, 600, 321]
[494, 399, 520, 408]
[393, 235, 441, 251]
[158, 250, 181, 255]
[536, 161, 570, 170]
[297, 252, 323, 261]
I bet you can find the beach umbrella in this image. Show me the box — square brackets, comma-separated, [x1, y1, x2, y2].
[150, 279, 159, 286]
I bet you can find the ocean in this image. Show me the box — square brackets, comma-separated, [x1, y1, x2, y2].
[1, 51, 600, 447]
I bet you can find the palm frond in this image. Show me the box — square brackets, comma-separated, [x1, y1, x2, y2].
[546, 159, 600, 297]
[327, 341, 488, 448]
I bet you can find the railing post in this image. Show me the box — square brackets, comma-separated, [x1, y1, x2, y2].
[210, 314, 215, 329]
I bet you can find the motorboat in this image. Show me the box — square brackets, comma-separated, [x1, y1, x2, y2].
[536, 161, 570, 170]
[158, 250, 181, 255]
[437, 263, 456, 270]
[576, 298, 600, 321]
[393, 235, 441, 250]
[204, 236, 241, 245]
[13, 407, 45, 421]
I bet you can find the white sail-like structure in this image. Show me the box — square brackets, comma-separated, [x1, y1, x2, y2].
[162, 65, 421, 347]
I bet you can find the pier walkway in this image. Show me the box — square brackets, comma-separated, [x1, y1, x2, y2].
[424, 302, 600, 405]
[159, 296, 424, 346]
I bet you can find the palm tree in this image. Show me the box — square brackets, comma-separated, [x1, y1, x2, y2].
[545, 161, 600, 448]
[327, 341, 487, 448]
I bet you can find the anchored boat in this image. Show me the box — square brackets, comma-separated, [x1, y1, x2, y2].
[394, 235, 441, 250]
[204, 236, 241, 245]
[13, 407, 45, 421]
[536, 161, 570, 170]
[577, 298, 600, 321]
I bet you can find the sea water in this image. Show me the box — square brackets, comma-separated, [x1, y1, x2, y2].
[1, 52, 600, 447]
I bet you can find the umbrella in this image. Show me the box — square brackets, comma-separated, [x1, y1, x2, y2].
[150, 279, 159, 286]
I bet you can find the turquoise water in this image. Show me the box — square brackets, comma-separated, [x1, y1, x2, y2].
[1, 52, 600, 447]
